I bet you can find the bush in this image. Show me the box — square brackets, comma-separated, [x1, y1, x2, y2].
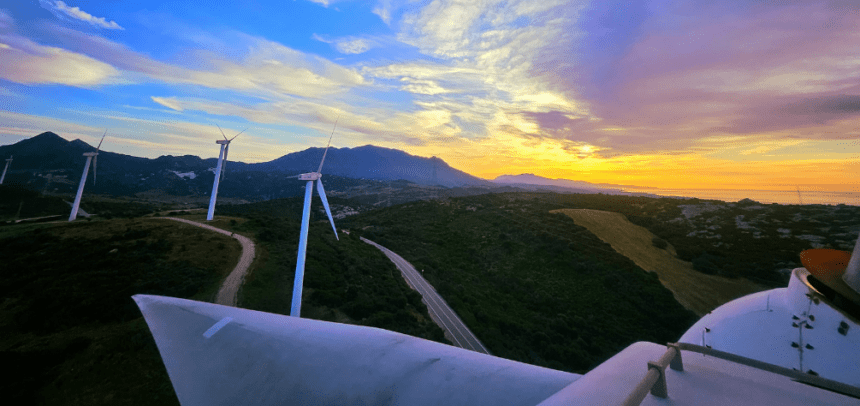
[651, 237, 668, 249]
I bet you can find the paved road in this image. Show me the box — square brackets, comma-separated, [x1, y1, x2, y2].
[159, 217, 256, 307]
[362, 237, 491, 354]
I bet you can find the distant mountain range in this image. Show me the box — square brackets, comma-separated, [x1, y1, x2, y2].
[0, 132, 653, 203]
[491, 173, 638, 194]
[0, 132, 493, 200]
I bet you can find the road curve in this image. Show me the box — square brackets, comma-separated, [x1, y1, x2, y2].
[361, 237, 491, 355]
[158, 217, 256, 307]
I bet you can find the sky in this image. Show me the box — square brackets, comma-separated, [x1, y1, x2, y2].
[0, 0, 858, 195]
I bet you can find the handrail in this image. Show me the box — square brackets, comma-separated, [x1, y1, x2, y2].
[621, 342, 860, 406]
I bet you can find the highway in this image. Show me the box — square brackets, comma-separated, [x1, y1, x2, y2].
[361, 237, 491, 355]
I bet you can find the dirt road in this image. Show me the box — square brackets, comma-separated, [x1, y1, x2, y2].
[553, 209, 761, 316]
[159, 217, 256, 307]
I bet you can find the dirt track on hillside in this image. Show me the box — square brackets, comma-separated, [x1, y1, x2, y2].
[553, 209, 761, 315]
[159, 217, 256, 307]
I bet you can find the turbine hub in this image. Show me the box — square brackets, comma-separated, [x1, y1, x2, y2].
[83, 152, 99, 157]
[298, 172, 321, 181]
[216, 140, 230, 145]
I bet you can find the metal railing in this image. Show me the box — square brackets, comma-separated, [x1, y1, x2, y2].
[621, 342, 860, 406]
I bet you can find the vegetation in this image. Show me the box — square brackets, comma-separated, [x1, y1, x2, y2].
[0, 185, 69, 221]
[342, 193, 698, 373]
[0, 218, 239, 405]
[217, 202, 447, 341]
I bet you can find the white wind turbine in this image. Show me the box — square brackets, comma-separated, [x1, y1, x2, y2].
[0, 155, 11, 185]
[290, 120, 340, 317]
[69, 131, 106, 221]
[206, 125, 247, 221]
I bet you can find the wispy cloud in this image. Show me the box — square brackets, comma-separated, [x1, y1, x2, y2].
[313, 33, 379, 54]
[0, 11, 118, 86]
[39, 0, 124, 30]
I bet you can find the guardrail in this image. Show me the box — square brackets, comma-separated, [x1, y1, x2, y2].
[622, 342, 860, 406]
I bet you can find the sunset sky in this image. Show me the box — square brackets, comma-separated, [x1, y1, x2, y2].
[1, 1, 858, 194]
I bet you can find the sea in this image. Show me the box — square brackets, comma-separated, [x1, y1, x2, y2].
[619, 187, 860, 206]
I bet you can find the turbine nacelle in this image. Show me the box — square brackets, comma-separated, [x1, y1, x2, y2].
[298, 172, 322, 181]
[83, 152, 99, 157]
[216, 139, 230, 145]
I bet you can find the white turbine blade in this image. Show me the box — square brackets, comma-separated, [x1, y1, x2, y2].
[132, 295, 578, 406]
[229, 128, 248, 141]
[316, 117, 339, 173]
[216, 124, 228, 141]
[316, 179, 339, 240]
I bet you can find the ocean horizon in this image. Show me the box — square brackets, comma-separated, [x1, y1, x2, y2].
[620, 187, 860, 206]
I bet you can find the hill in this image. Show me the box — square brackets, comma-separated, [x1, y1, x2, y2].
[0, 133, 489, 202]
[341, 193, 698, 373]
[552, 209, 761, 315]
[0, 218, 240, 405]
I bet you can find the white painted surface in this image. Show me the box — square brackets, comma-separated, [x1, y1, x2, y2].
[680, 268, 860, 387]
[134, 295, 580, 406]
[536, 342, 855, 406]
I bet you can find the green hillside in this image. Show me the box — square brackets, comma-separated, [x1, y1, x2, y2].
[342, 193, 698, 373]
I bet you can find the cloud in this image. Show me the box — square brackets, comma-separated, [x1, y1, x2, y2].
[313, 33, 377, 54]
[39, 24, 367, 98]
[568, 1, 860, 147]
[151, 96, 185, 112]
[0, 13, 119, 86]
[40, 0, 124, 30]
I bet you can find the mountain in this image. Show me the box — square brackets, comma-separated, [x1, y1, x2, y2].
[0, 132, 490, 200]
[251, 145, 490, 188]
[492, 173, 626, 192]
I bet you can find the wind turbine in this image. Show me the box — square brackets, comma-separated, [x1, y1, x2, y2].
[290, 120, 340, 317]
[206, 125, 247, 221]
[69, 131, 106, 221]
[0, 155, 11, 184]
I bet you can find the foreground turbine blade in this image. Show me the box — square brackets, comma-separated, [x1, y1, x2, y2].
[316, 179, 339, 240]
[290, 180, 314, 317]
[133, 294, 579, 406]
[93, 155, 98, 185]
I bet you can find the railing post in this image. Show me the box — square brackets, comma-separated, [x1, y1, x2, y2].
[647, 361, 668, 398]
[668, 343, 684, 371]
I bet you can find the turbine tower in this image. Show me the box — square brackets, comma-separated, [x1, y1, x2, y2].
[290, 120, 340, 317]
[0, 155, 11, 184]
[69, 131, 106, 221]
[206, 125, 247, 221]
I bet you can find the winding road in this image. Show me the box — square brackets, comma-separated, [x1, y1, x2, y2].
[159, 217, 256, 307]
[362, 237, 491, 355]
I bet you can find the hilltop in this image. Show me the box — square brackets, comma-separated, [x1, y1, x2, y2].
[0, 132, 489, 200]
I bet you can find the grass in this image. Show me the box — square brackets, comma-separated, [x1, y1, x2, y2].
[553, 209, 762, 315]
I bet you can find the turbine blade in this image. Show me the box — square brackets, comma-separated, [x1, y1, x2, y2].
[316, 117, 339, 174]
[216, 124, 228, 140]
[316, 179, 339, 241]
[96, 130, 107, 152]
[93, 155, 98, 185]
[229, 128, 248, 141]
